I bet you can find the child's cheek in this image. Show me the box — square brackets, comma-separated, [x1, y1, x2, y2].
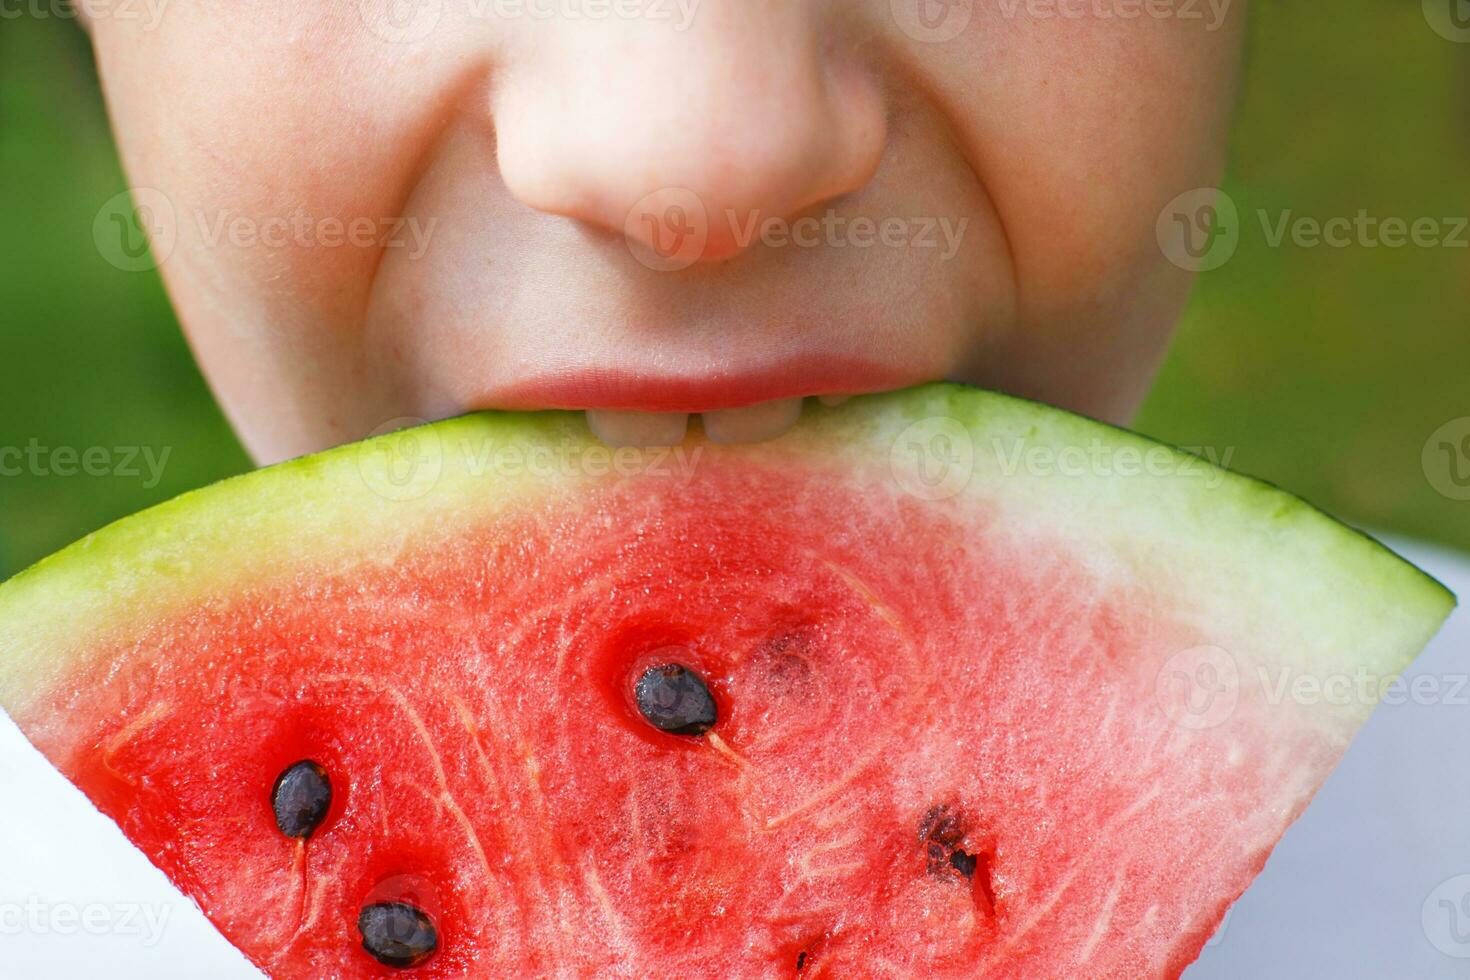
[874, 1, 1246, 417]
[921, 4, 1246, 305]
[85, 8, 497, 458]
[90, 5, 488, 335]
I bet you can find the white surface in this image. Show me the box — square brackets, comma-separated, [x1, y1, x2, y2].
[0, 538, 1463, 977]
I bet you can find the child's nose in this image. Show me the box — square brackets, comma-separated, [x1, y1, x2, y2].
[491, 8, 887, 263]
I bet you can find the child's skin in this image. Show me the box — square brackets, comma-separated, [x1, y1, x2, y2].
[81, 1, 1245, 463]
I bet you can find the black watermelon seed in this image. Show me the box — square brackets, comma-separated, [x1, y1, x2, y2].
[634, 663, 718, 736]
[949, 849, 978, 879]
[358, 901, 438, 969]
[271, 760, 332, 840]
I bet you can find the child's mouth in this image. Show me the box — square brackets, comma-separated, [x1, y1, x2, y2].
[484, 358, 929, 447]
[585, 399, 820, 447]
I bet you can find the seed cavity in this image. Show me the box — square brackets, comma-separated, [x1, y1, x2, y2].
[358, 901, 438, 969]
[271, 760, 332, 840]
[919, 802, 997, 913]
[759, 631, 818, 694]
[918, 803, 964, 872]
[634, 663, 718, 736]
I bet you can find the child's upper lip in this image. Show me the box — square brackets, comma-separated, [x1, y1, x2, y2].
[479, 356, 927, 414]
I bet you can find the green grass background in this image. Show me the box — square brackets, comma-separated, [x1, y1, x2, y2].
[0, 3, 1466, 578]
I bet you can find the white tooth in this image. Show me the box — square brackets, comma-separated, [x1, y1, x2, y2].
[586, 410, 689, 448]
[701, 398, 804, 444]
[818, 394, 851, 408]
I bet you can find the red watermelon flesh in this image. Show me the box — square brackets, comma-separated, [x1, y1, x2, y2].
[0, 386, 1453, 978]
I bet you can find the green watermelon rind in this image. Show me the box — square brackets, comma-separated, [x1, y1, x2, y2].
[0, 384, 1454, 723]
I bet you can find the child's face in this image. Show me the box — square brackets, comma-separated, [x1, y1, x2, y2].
[87, 1, 1243, 462]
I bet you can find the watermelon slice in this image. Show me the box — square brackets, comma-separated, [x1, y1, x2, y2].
[0, 385, 1452, 978]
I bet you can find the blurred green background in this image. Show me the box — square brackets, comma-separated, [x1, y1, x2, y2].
[0, 3, 1466, 578]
